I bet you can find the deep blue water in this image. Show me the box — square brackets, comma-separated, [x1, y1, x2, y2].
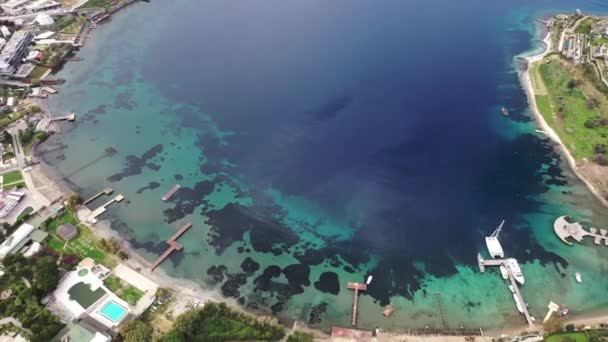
[42, 0, 608, 329]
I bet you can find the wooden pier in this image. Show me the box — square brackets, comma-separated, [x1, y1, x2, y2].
[347, 282, 367, 327]
[50, 112, 76, 122]
[85, 194, 124, 224]
[162, 184, 181, 201]
[433, 292, 448, 329]
[477, 254, 534, 327]
[83, 187, 113, 205]
[150, 223, 192, 271]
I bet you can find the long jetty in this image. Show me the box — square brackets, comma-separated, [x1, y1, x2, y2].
[50, 113, 75, 122]
[477, 254, 534, 327]
[346, 282, 367, 327]
[83, 187, 113, 205]
[150, 223, 192, 271]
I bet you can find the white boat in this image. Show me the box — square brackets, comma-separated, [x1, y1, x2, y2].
[366, 275, 373, 285]
[500, 266, 509, 280]
[575, 272, 582, 283]
[508, 285, 515, 293]
[485, 220, 505, 259]
[507, 258, 525, 285]
[513, 293, 524, 313]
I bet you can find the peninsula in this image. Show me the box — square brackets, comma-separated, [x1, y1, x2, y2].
[525, 11, 608, 207]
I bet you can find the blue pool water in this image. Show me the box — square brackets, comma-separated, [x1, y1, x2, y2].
[98, 300, 127, 322]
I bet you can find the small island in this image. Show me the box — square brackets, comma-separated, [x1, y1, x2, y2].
[526, 11, 608, 205]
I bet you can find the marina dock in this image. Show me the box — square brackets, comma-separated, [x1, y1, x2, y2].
[346, 282, 367, 327]
[50, 112, 76, 122]
[554, 215, 608, 246]
[161, 184, 181, 201]
[85, 194, 124, 224]
[477, 254, 534, 327]
[150, 222, 193, 271]
[83, 187, 113, 205]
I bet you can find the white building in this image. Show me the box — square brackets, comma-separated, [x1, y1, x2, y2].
[0, 27, 10, 39]
[0, 223, 34, 259]
[0, 30, 35, 75]
[34, 13, 54, 26]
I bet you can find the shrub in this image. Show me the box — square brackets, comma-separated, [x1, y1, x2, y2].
[595, 154, 608, 166]
[594, 144, 606, 154]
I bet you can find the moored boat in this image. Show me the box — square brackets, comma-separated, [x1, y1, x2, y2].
[501, 107, 510, 116]
[485, 220, 505, 259]
[575, 272, 582, 283]
[513, 293, 524, 313]
[507, 258, 525, 285]
[500, 266, 508, 280]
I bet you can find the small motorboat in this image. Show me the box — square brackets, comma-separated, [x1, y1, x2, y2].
[366, 275, 373, 285]
[575, 272, 582, 283]
[501, 107, 510, 116]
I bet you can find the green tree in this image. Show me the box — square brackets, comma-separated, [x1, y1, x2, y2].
[287, 331, 315, 342]
[544, 316, 564, 334]
[119, 320, 153, 342]
[32, 256, 59, 294]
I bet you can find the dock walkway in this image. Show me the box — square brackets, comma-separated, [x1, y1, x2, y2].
[50, 113, 75, 122]
[346, 282, 367, 327]
[85, 194, 124, 223]
[83, 188, 113, 205]
[477, 254, 534, 327]
[150, 223, 192, 271]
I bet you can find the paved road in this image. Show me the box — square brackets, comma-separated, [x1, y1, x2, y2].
[10, 134, 50, 207]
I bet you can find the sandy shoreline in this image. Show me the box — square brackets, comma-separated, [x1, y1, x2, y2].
[520, 23, 608, 209]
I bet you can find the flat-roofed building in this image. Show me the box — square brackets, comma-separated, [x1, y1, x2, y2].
[0, 30, 34, 75]
[0, 223, 34, 259]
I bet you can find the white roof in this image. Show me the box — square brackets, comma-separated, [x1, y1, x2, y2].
[6, 97, 14, 106]
[91, 332, 111, 342]
[34, 13, 54, 26]
[22, 241, 41, 257]
[35, 31, 54, 40]
[0, 223, 34, 258]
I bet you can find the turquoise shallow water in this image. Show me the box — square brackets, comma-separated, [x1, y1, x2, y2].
[40, 0, 608, 331]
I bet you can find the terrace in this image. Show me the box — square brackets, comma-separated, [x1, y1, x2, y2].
[51, 258, 131, 328]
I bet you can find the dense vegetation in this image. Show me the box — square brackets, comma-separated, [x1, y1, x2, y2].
[118, 320, 154, 342]
[161, 303, 285, 342]
[0, 254, 63, 342]
[287, 331, 315, 342]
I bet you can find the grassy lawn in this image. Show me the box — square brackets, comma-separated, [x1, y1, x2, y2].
[104, 275, 121, 293]
[122, 285, 144, 304]
[44, 210, 116, 268]
[81, 0, 111, 9]
[60, 16, 86, 34]
[46, 210, 79, 234]
[575, 17, 595, 34]
[534, 54, 608, 159]
[46, 236, 66, 253]
[27, 66, 49, 81]
[1, 170, 23, 186]
[545, 332, 588, 342]
[47, 15, 76, 32]
[103, 275, 144, 305]
[0, 112, 24, 130]
[594, 36, 608, 45]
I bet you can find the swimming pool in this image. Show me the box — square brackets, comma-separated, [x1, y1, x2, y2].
[98, 300, 127, 322]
